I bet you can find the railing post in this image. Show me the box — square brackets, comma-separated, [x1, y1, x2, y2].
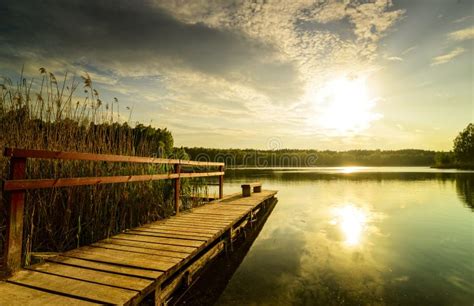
[174, 164, 181, 215]
[219, 165, 224, 199]
[3, 156, 27, 275]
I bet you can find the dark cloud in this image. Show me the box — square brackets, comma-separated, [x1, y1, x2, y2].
[0, 0, 302, 102]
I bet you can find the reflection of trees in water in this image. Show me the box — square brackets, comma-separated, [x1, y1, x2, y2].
[227, 169, 469, 182]
[227, 170, 474, 211]
[455, 176, 473, 211]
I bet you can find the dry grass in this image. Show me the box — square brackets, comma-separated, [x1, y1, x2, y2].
[0, 68, 210, 264]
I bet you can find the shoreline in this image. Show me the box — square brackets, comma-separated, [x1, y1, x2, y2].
[431, 164, 474, 170]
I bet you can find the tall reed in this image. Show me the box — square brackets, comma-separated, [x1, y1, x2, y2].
[0, 68, 209, 264]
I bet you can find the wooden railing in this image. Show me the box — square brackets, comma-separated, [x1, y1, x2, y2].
[1, 148, 224, 275]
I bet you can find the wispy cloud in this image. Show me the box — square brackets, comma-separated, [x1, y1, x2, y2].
[387, 56, 403, 61]
[431, 47, 466, 66]
[453, 15, 472, 24]
[402, 46, 416, 55]
[448, 26, 474, 41]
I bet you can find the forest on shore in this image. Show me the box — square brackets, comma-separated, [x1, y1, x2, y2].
[184, 148, 438, 167]
[185, 124, 473, 169]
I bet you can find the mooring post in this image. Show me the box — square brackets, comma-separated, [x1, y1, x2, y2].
[3, 156, 27, 275]
[174, 164, 181, 215]
[218, 165, 224, 199]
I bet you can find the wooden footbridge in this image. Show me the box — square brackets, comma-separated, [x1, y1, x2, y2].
[0, 148, 277, 305]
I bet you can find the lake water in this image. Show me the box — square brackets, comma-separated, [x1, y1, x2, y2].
[214, 167, 474, 306]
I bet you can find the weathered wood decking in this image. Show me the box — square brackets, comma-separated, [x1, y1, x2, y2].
[0, 190, 277, 305]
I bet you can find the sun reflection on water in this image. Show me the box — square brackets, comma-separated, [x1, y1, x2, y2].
[331, 204, 368, 246]
[340, 166, 364, 174]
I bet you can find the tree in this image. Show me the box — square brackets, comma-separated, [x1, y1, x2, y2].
[434, 151, 454, 165]
[453, 123, 474, 163]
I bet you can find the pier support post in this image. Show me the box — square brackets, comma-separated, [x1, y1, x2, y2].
[218, 165, 224, 199]
[174, 164, 181, 215]
[154, 285, 163, 306]
[3, 157, 27, 275]
[227, 228, 234, 252]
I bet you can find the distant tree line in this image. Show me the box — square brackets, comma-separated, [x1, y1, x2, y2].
[184, 147, 438, 167]
[186, 124, 473, 169]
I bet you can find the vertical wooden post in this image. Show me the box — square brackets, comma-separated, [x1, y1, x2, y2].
[218, 165, 224, 199]
[154, 284, 163, 306]
[3, 157, 27, 275]
[174, 164, 181, 215]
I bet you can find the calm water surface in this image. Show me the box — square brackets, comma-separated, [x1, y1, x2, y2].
[215, 167, 474, 306]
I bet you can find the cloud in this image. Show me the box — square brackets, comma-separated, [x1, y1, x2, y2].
[431, 47, 466, 66]
[402, 46, 416, 55]
[448, 26, 474, 41]
[387, 56, 403, 61]
[0, 0, 405, 148]
[453, 15, 472, 24]
[0, 0, 301, 103]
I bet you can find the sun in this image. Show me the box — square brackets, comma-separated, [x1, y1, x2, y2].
[313, 76, 382, 133]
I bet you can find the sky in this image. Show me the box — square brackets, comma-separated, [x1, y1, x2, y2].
[0, 0, 472, 150]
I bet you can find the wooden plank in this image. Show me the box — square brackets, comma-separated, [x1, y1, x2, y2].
[193, 210, 249, 217]
[111, 237, 196, 254]
[192, 207, 249, 214]
[7, 270, 138, 305]
[142, 224, 219, 235]
[152, 223, 224, 232]
[163, 216, 230, 225]
[4, 172, 225, 191]
[27, 262, 152, 291]
[190, 211, 246, 217]
[195, 205, 251, 212]
[126, 230, 209, 241]
[64, 247, 178, 271]
[47, 256, 162, 279]
[92, 242, 188, 259]
[0, 282, 97, 305]
[228, 195, 270, 202]
[201, 201, 254, 208]
[176, 213, 237, 221]
[216, 202, 259, 207]
[116, 233, 203, 248]
[175, 215, 238, 223]
[181, 211, 240, 218]
[133, 227, 214, 238]
[74, 246, 182, 264]
[4, 148, 224, 167]
[170, 219, 234, 227]
[160, 220, 229, 229]
[100, 239, 190, 257]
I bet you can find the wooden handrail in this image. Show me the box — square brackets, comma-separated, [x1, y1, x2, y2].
[3, 172, 225, 191]
[1, 148, 225, 275]
[3, 148, 224, 167]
